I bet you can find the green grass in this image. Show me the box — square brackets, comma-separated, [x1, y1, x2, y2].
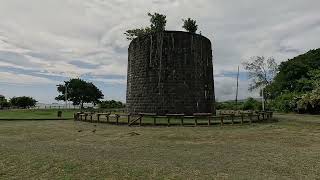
[0, 109, 79, 119]
[0, 113, 319, 179]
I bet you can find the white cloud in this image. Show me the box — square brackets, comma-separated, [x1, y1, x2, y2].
[0, 72, 57, 85]
[0, 0, 319, 101]
[215, 76, 259, 101]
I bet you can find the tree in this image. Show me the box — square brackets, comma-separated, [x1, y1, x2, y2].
[182, 18, 198, 33]
[263, 49, 320, 113]
[242, 56, 278, 110]
[10, 96, 37, 109]
[55, 79, 104, 109]
[148, 12, 167, 32]
[0, 95, 10, 109]
[124, 12, 167, 40]
[269, 49, 320, 94]
[243, 56, 278, 91]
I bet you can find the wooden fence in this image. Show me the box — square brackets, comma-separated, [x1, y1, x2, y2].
[74, 111, 274, 127]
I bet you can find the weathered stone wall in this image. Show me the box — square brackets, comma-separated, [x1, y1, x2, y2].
[126, 31, 215, 115]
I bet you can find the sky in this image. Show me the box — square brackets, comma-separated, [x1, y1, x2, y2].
[0, 0, 320, 103]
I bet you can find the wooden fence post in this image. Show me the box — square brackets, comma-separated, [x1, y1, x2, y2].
[220, 116, 224, 126]
[241, 114, 244, 125]
[231, 114, 234, 125]
[181, 117, 184, 126]
[116, 115, 119, 125]
[127, 115, 131, 124]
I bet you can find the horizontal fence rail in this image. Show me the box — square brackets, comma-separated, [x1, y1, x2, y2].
[74, 111, 274, 127]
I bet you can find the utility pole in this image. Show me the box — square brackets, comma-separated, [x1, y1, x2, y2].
[65, 82, 68, 109]
[235, 66, 240, 110]
[261, 87, 265, 111]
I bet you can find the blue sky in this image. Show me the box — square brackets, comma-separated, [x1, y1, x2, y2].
[0, 0, 320, 103]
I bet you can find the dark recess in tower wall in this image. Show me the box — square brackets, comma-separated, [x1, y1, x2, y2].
[126, 31, 215, 115]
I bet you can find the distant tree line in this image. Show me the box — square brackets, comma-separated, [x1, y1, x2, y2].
[1, 78, 126, 110]
[0, 95, 37, 109]
[216, 97, 262, 111]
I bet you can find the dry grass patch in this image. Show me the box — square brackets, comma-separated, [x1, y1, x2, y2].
[0, 114, 319, 179]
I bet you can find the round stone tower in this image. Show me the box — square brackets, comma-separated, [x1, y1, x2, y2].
[126, 31, 215, 115]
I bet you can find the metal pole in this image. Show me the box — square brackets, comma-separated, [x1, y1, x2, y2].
[235, 66, 239, 110]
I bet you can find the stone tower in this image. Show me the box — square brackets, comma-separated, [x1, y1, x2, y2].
[126, 31, 215, 115]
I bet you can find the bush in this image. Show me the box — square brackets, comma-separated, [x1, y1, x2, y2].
[269, 92, 300, 112]
[99, 100, 125, 109]
[242, 98, 262, 111]
[297, 87, 320, 114]
[216, 97, 262, 111]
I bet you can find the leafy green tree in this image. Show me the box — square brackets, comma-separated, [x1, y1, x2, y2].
[124, 12, 167, 40]
[0, 95, 10, 109]
[10, 96, 37, 109]
[269, 49, 320, 94]
[148, 12, 167, 32]
[55, 79, 104, 109]
[0, 95, 4, 101]
[182, 18, 198, 33]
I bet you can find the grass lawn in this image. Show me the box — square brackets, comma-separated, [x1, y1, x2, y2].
[0, 109, 79, 119]
[0, 113, 319, 179]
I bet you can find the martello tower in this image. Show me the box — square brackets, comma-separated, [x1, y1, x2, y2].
[126, 31, 215, 115]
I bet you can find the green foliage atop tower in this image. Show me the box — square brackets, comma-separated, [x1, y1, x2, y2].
[124, 12, 167, 40]
[182, 18, 198, 33]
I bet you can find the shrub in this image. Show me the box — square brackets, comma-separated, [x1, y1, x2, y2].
[216, 97, 262, 111]
[243, 98, 262, 111]
[297, 87, 320, 114]
[269, 92, 300, 112]
[99, 100, 125, 109]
